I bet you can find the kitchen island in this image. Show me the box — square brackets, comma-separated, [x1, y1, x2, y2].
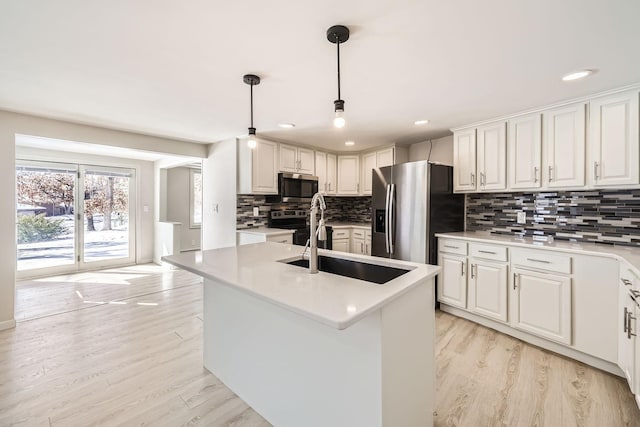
[163, 242, 440, 427]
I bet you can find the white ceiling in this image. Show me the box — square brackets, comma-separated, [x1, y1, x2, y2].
[1, 1, 639, 152]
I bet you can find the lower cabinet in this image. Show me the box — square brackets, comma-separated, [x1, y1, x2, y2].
[510, 267, 572, 345]
[468, 259, 508, 322]
[333, 239, 350, 253]
[438, 253, 467, 309]
[618, 276, 637, 391]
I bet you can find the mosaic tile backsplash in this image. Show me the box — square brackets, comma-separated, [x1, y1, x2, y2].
[466, 190, 640, 246]
[237, 195, 372, 229]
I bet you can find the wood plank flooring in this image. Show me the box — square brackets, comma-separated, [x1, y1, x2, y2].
[1, 264, 639, 426]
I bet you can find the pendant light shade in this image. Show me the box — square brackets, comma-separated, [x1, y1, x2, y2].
[243, 74, 261, 149]
[327, 25, 350, 128]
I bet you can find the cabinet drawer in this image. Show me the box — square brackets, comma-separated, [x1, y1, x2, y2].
[439, 238, 467, 256]
[469, 243, 508, 262]
[266, 234, 292, 244]
[333, 229, 351, 239]
[352, 229, 366, 239]
[511, 249, 571, 274]
[365, 230, 372, 240]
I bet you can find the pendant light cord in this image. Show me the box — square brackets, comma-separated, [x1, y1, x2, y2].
[336, 37, 341, 100]
[250, 83, 254, 128]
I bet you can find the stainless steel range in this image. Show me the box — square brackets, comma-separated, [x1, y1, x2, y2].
[268, 210, 332, 249]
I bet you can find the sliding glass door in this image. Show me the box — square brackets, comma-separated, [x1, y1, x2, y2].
[16, 160, 136, 278]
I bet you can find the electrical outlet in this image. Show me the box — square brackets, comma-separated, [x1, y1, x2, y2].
[253, 207, 260, 217]
[517, 211, 526, 224]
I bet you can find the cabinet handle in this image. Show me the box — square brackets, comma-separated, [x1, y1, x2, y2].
[534, 166, 539, 183]
[628, 310, 636, 339]
[471, 172, 475, 186]
[357, 183, 360, 192]
[444, 245, 460, 249]
[478, 250, 496, 255]
[526, 258, 551, 264]
[513, 273, 518, 290]
[594, 161, 599, 181]
[548, 166, 553, 182]
[461, 262, 465, 277]
[624, 307, 629, 333]
[621, 278, 632, 286]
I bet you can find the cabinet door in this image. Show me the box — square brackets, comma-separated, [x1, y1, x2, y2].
[279, 144, 299, 172]
[297, 147, 315, 175]
[618, 283, 636, 389]
[438, 254, 467, 309]
[333, 239, 350, 253]
[468, 259, 508, 322]
[476, 121, 507, 191]
[361, 152, 377, 195]
[252, 140, 279, 193]
[351, 237, 365, 254]
[337, 155, 360, 195]
[508, 114, 542, 189]
[377, 148, 394, 168]
[315, 152, 328, 193]
[543, 103, 586, 188]
[590, 91, 640, 187]
[453, 129, 476, 192]
[511, 268, 572, 345]
[326, 154, 337, 195]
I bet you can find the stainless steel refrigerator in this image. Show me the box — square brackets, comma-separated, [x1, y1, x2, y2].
[371, 161, 464, 264]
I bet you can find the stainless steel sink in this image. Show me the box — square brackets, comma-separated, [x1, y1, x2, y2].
[284, 255, 412, 284]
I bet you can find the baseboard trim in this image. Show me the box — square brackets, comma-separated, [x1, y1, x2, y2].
[0, 319, 16, 331]
[439, 305, 623, 377]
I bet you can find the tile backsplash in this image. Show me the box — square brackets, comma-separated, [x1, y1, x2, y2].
[466, 190, 640, 246]
[237, 195, 372, 229]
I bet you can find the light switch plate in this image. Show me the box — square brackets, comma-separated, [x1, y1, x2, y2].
[517, 211, 526, 224]
[253, 207, 260, 217]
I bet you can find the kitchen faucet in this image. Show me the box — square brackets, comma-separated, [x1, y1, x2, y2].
[303, 192, 327, 274]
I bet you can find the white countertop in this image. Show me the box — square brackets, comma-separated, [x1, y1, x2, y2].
[436, 231, 640, 273]
[329, 222, 370, 229]
[162, 242, 439, 330]
[236, 227, 295, 236]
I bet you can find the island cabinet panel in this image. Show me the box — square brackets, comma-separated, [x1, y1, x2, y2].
[203, 276, 435, 427]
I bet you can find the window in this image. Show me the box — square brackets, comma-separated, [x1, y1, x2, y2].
[190, 168, 202, 228]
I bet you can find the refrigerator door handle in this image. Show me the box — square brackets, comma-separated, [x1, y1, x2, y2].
[389, 183, 395, 254]
[385, 184, 391, 253]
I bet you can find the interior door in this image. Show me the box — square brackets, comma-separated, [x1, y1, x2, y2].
[80, 166, 135, 268]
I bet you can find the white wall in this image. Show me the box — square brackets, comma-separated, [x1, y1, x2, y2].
[0, 109, 207, 330]
[16, 146, 156, 264]
[202, 138, 237, 250]
[166, 167, 201, 251]
[409, 135, 453, 165]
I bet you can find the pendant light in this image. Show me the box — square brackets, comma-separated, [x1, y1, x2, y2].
[243, 74, 261, 149]
[327, 25, 350, 128]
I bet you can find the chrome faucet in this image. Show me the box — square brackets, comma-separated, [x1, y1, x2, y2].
[306, 192, 327, 274]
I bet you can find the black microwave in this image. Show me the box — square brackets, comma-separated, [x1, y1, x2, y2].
[272, 172, 319, 203]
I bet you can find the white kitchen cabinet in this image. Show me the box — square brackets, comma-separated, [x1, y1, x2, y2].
[508, 113, 542, 189]
[438, 253, 467, 309]
[453, 128, 477, 192]
[511, 267, 572, 345]
[590, 91, 640, 187]
[237, 138, 279, 194]
[365, 230, 372, 255]
[333, 239, 350, 252]
[377, 148, 394, 168]
[468, 259, 508, 323]
[337, 155, 360, 195]
[279, 144, 314, 175]
[326, 154, 337, 195]
[351, 228, 368, 254]
[476, 121, 507, 191]
[543, 103, 586, 188]
[315, 151, 328, 193]
[618, 270, 637, 393]
[361, 152, 377, 195]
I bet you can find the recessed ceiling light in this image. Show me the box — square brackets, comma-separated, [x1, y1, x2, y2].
[278, 123, 295, 129]
[344, 141, 355, 146]
[414, 119, 430, 125]
[562, 69, 594, 82]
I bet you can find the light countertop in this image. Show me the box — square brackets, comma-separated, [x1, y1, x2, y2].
[236, 227, 295, 236]
[162, 242, 439, 330]
[329, 222, 370, 229]
[436, 231, 640, 273]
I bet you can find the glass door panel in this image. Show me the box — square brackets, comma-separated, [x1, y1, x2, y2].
[16, 162, 78, 273]
[82, 166, 134, 265]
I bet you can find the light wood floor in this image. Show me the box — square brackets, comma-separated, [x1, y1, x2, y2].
[1, 265, 638, 426]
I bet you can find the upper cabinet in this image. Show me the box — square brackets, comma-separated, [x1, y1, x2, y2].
[453, 128, 477, 192]
[361, 152, 377, 195]
[359, 146, 408, 195]
[316, 151, 337, 195]
[453, 86, 640, 194]
[476, 121, 507, 191]
[508, 113, 542, 190]
[326, 154, 337, 195]
[543, 102, 586, 188]
[237, 138, 279, 194]
[279, 144, 314, 175]
[337, 155, 360, 195]
[589, 91, 640, 187]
